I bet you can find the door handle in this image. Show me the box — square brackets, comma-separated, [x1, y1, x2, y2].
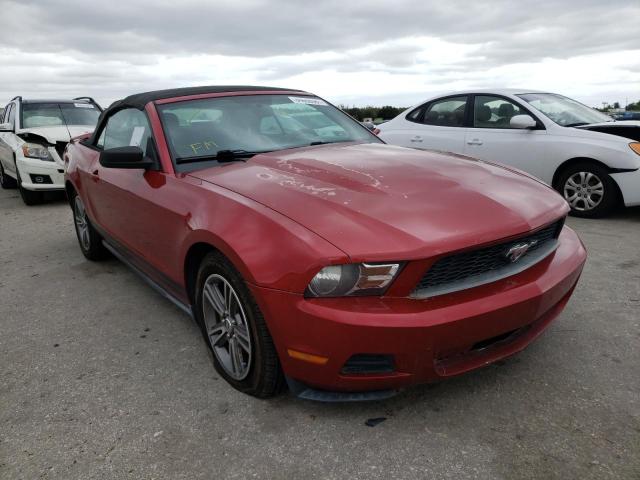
[410, 136, 423, 143]
[466, 139, 483, 145]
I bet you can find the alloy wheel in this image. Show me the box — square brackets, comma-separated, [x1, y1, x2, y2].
[563, 171, 604, 212]
[74, 196, 91, 250]
[202, 274, 253, 380]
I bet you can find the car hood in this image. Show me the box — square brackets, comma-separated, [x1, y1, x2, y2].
[189, 143, 568, 260]
[16, 125, 95, 144]
[576, 120, 640, 128]
[574, 121, 640, 142]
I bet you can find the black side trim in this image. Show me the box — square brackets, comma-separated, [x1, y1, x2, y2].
[90, 220, 191, 314]
[101, 241, 192, 317]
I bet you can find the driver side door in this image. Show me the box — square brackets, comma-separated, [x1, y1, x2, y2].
[463, 95, 550, 181]
[0, 103, 18, 177]
[88, 108, 173, 265]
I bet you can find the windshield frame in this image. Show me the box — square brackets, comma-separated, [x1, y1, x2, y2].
[155, 93, 382, 172]
[517, 93, 612, 127]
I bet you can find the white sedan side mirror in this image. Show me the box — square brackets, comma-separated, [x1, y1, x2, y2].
[510, 115, 537, 129]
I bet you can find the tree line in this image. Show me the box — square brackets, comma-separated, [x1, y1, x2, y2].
[339, 105, 406, 121]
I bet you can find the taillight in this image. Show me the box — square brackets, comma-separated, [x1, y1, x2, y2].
[372, 128, 381, 135]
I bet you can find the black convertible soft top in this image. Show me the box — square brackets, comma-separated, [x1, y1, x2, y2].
[90, 85, 308, 144]
[112, 85, 306, 110]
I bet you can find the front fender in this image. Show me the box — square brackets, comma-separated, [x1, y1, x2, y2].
[178, 182, 349, 293]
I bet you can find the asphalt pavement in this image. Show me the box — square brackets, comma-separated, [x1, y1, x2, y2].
[1, 187, 638, 479]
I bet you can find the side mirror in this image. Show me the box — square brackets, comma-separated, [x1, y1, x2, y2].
[510, 115, 537, 129]
[99, 146, 154, 169]
[0, 122, 13, 132]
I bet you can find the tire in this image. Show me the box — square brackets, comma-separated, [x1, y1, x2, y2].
[16, 168, 43, 205]
[71, 191, 109, 260]
[0, 162, 17, 189]
[195, 252, 284, 398]
[556, 162, 619, 218]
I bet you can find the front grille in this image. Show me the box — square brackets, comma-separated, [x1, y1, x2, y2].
[55, 141, 68, 160]
[414, 219, 564, 297]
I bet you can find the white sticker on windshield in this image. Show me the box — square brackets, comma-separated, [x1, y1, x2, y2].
[288, 96, 327, 106]
[130, 126, 145, 147]
[74, 103, 94, 108]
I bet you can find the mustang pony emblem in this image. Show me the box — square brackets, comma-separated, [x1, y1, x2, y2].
[505, 240, 538, 263]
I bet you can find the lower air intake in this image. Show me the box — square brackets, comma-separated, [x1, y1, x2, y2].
[341, 354, 395, 375]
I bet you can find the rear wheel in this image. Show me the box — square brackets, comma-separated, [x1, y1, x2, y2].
[71, 192, 109, 260]
[16, 168, 43, 205]
[195, 252, 284, 398]
[557, 162, 618, 218]
[0, 162, 17, 189]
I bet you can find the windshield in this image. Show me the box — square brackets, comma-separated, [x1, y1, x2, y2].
[21, 102, 101, 129]
[517, 93, 612, 127]
[157, 94, 381, 164]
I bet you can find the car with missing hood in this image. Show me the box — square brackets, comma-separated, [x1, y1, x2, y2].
[0, 96, 101, 205]
[378, 89, 640, 218]
[64, 86, 586, 401]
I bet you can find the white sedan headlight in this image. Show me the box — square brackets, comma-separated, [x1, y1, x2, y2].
[22, 143, 53, 161]
[306, 263, 401, 297]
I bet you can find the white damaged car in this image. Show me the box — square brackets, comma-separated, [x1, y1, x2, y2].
[0, 96, 101, 205]
[378, 90, 640, 218]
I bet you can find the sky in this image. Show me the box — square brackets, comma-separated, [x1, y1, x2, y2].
[0, 0, 638, 109]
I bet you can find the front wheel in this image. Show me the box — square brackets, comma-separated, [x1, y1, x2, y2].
[72, 193, 109, 260]
[0, 162, 17, 189]
[557, 163, 619, 218]
[195, 252, 284, 398]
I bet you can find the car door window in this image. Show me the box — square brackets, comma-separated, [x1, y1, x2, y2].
[473, 96, 526, 129]
[405, 107, 424, 122]
[98, 108, 153, 155]
[421, 96, 467, 127]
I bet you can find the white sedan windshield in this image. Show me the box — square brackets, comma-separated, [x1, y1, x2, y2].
[518, 93, 612, 127]
[21, 103, 101, 129]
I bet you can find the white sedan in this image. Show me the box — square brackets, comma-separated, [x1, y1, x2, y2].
[378, 89, 640, 218]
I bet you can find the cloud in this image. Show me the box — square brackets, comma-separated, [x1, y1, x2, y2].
[0, 0, 638, 107]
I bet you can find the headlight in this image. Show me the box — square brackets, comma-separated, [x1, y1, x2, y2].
[630, 142, 640, 156]
[22, 143, 53, 161]
[306, 263, 401, 297]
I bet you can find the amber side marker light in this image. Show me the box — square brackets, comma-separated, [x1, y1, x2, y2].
[629, 142, 640, 155]
[287, 349, 329, 365]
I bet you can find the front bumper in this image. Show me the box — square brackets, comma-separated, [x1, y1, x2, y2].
[611, 169, 640, 206]
[251, 227, 586, 394]
[16, 156, 65, 191]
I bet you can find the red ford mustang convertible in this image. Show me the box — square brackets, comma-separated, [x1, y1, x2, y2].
[64, 86, 587, 401]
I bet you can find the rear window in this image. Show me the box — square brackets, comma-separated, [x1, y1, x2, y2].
[21, 103, 100, 129]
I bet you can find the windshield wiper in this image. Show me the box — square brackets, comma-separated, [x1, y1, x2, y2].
[564, 122, 589, 127]
[308, 139, 353, 146]
[175, 149, 268, 165]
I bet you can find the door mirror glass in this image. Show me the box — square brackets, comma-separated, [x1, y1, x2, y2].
[510, 114, 537, 129]
[100, 146, 153, 169]
[0, 122, 13, 132]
